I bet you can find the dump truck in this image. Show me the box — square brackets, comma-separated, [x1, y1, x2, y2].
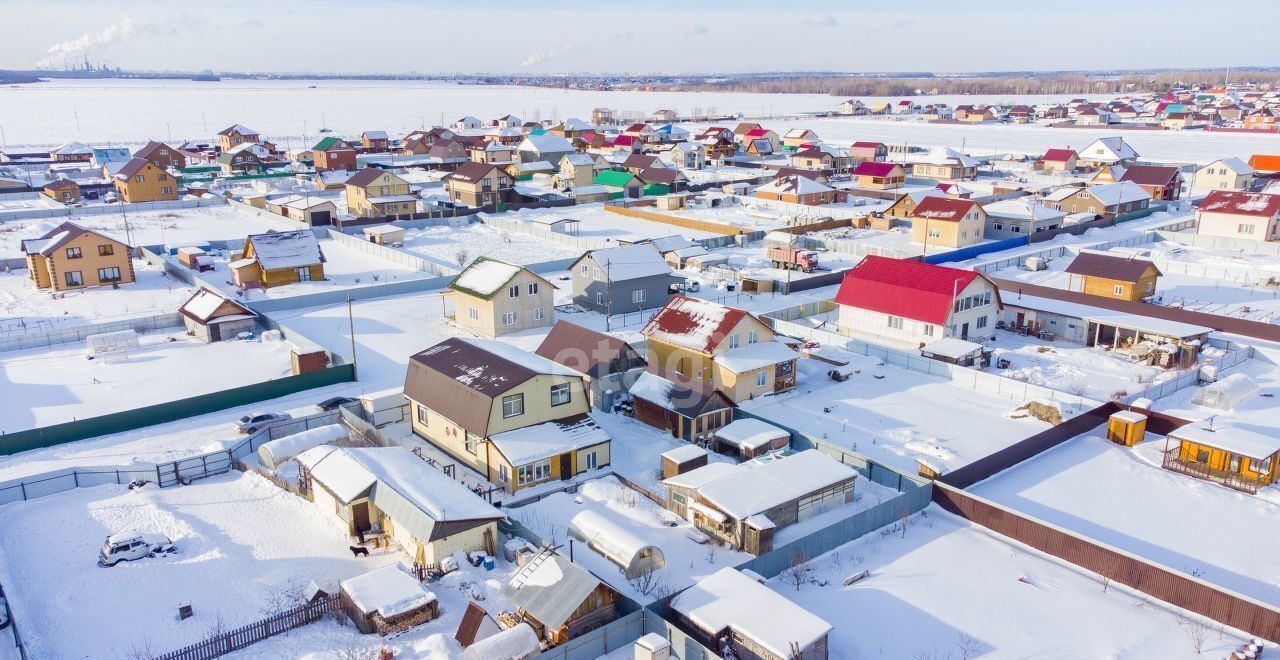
[768, 247, 820, 272]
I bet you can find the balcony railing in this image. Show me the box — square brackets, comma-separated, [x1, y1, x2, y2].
[1161, 448, 1262, 494]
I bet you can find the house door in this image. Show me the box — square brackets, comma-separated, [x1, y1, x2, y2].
[960, 322, 970, 340]
[560, 454, 573, 480]
[1015, 312, 1025, 328]
[351, 501, 371, 534]
[208, 323, 221, 342]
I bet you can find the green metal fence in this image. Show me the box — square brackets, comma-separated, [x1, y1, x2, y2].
[0, 364, 355, 456]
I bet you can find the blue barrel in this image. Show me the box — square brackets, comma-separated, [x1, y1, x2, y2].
[483, 556, 495, 570]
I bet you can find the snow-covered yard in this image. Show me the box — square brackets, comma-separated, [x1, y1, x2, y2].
[971, 434, 1280, 607]
[0, 330, 296, 432]
[739, 354, 1054, 475]
[766, 504, 1252, 659]
[0, 204, 300, 259]
[809, 223, 980, 258]
[0, 472, 403, 659]
[501, 203, 723, 242]
[0, 261, 196, 334]
[981, 329, 1187, 402]
[399, 222, 581, 271]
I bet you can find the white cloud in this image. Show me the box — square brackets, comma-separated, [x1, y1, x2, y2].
[802, 13, 838, 27]
[38, 16, 137, 68]
[682, 23, 710, 36]
[519, 42, 578, 68]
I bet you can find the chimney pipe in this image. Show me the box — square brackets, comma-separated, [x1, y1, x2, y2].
[569, 539, 574, 562]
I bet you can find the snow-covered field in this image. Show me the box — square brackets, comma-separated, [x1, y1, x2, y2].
[0, 204, 299, 259]
[400, 222, 581, 271]
[196, 237, 434, 300]
[0, 472, 403, 659]
[971, 434, 1280, 607]
[739, 354, 1053, 475]
[0, 261, 195, 333]
[0, 330, 296, 432]
[769, 504, 1251, 659]
[982, 330, 1187, 402]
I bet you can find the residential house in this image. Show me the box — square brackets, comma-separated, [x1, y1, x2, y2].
[484, 126, 526, 146]
[216, 142, 274, 174]
[782, 128, 820, 150]
[1038, 148, 1079, 172]
[732, 122, 762, 140]
[641, 295, 798, 404]
[312, 137, 358, 172]
[838, 99, 867, 115]
[592, 170, 643, 197]
[134, 140, 186, 169]
[446, 161, 516, 208]
[502, 547, 622, 645]
[451, 116, 484, 130]
[591, 108, 616, 125]
[743, 138, 773, 157]
[492, 114, 524, 128]
[1194, 190, 1280, 241]
[1044, 181, 1151, 220]
[1244, 107, 1280, 130]
[516, 133, 575, 165]
[1065, 251, 1162, 302]
[661, 450, 855, 556]
[113, 157, 179, 202]
[850, 161, 905, 190]
[982, 198, 1067, 239]
[403, 337, 611, 493]
[20, 221, 134, 291]
[849, 141, 887, 163]
[50, 141, 93, 162]
[535, 320, 646, 411]
[345, 168, 416, 218]
[401, 128, 454, 155]
[672, 568, 832, 660]
[701, 133, 737, 164]
[620, 154, 662, 175]
[882, 190, 943, 219]
[650, 109, 678, 123]
[229, 230, 325, 289]
[468, 140, 516, 164]
[710, 417, 790, 460]
[570, 244, 679, 313]
[1119, 165, 1182, 201]
[296, 445, 504, 565]
[555, 153, 604, 189]
[636, 167, 685, 193]
[911, 148, 979, 181]
[910, 196, 986, 248]
[623, 123, 656, 141]
[1247, 154, 1280, 174]
[178, 287, 257, 342]
[268, 195, 337, 226]
[787, 146, 832, 170]
[427, 139, 469, 163]
[42, 178, 80, 204]
[217, 124, 261, 152]
[630, 369, 735, 441]
[1162, 424, 1280, 494]
[753, 175, 841, 206]
[1192, 158, 1255, 192]
[360, 130, 390, 151]
[1077, 137, 1139, 168]
[1075, 106, 1115, 126]
[446, 258, 554, 338]
[740, 128, 781, 152]
[834, 255, 1001, 345]
[659, 141, 705, 170]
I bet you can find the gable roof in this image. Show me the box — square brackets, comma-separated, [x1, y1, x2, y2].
[641, 295, 749, 353]
[20, 221, 128, 256]
[1247, 154, 1280, 172]
[114, 157, 155, 179]
[218, 124, 259, 137]
[449, 161, 505, 184]
[246, 230, 325, 270]
[834, 255, 989, 325]
[312, 136, 353, 152]
[1065, 251, 1161, 283]
[579, 244, 670, 281]
[912, 196, 979, 222]
[502, 548, 609, 630]
[756, 174, 834, 196]
[852, 161, 900, 177]
[535, 320, 639, 379]
[637, 167, 680, 186]
[1202, 157, 1253, 176]
[672, 568, 832, 658]
[346, 167, 403, 188]
[1199, 190, 1280, 218]
[629, 369, 732, 418]
[1082, 137, 1138, 161]
[134, 140, 178, 160]
[1041, 148, 1077, 162]
[447, 257, 529, 300]
[1119, 165, 1180, 187]
[593, 170, 638, 188]
[179, 287, 254, 323]
[518, 133, 574, 154]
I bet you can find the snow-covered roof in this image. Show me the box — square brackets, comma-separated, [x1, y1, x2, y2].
[693, 450, 856, 519]
[662, 460, 741, 490]
[246, 230, 324, 270]
[450, 258, 524, 298]
[518, 132, 574, 154]
[713, 418, 788, 451]
[178, 287, 252, 323]
[53, 141, 93, 155]
[1073, 181, 1151, 207]
[503, 548, 605, 630]
[712, 341, 798, 373]
[920, 337, 985, 360]
[755, 175, 835, 196]
[583, 244, 672, 282]
[1169, 424, 1280, 459]
[350, 446, 503, 522]
[1003, 294, 1211, 338]
[362, 224, 404, 236]
[661, 444, 708, 463]
[982, 198, 1068, 222]
[672, 568, 832, 657]
[1081, 136, 1138, 162]
[1202, 157, 1254, 176]
[920, 147, 979, 168]
[568, 509, 662, 569]
[295, 445, 375, 503]
[341, 563, 437, 618]
[642, 295, 746, 353]
[462, 623, 540, 660]
[488, 415, 609, 466]
[259, 425, 347, 464]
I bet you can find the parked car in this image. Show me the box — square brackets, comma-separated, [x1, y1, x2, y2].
[99, 532, 177, 567]
[103, 192, 119, 204]
[233, 411, 292, 434]
[315, 396, 357, 412]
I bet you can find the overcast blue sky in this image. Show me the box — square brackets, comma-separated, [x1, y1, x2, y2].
[3, 1, 1276, 74]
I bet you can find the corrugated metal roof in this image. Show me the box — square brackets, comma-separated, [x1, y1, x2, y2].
[834, 256, 984, 326]
[502, 548, 605, 630]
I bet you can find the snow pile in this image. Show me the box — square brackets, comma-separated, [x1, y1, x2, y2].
[341, 563, 437, 618]
[463, 623, 540, 660]
[713, 418, 787, 451]
[258, 424, 348, 469]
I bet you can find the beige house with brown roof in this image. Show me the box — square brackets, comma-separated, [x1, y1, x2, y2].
[446, 258, 555, 338]
[21, 221, 135, 291]
[344, 168, 415, 218]
[910, 197, 986, 248]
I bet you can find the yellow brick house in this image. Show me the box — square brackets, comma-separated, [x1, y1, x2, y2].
[229, 230, 326, 289]
[344, 168, 416, 219]
[21, 221, 135, 291]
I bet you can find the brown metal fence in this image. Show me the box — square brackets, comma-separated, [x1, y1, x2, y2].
[933, 483, 1280, 643]
[152, 593, 342, 660]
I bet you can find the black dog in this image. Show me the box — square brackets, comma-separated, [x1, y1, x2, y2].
[349, 545, 369, 558]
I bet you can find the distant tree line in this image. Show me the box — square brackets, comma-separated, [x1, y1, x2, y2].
[679, 71, 1280, 96]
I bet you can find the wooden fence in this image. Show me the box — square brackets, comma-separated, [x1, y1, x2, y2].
[152, 593, 342, 660]
[603, 203, 743, 236]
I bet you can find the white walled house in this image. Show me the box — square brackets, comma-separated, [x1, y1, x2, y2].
[834, 256, 1001, 346]
[1195, 191, 1280, 241]
[1192, 158, 1255, 193]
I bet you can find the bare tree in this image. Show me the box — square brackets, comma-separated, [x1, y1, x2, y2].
[899, 507, 910, 538]
[954, 632, 983, 660]
[1178, 615, 1211, 654]
[778, 549, 812, 591]
[628, 569, 670, 598]
[454, 248, 470, 268]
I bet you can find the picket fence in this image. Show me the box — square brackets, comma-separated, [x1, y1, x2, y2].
[152, 593, 341, 660]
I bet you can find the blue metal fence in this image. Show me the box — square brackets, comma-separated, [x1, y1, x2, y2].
[922, 235, 1029, 265]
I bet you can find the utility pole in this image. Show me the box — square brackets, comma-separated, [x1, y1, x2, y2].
[201, 112, 207, 133]
[604, 261, 612, 332]
[347, 293, 359, 381]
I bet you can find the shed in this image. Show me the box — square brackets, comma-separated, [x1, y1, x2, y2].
[711, 418, 790, 460]
[501, 547, 622, 644]
[671, 568, 832, 660]
[455, 601, 502, 648]
[257, 424, 348, 470]
[177, 246, 214, 272]
[339, 563, 439, 635]
[661, 444, 709, 478]
[463, 623, 541, 660]
[919, 337, 985, 367]
[179, 288, 257, 342]
[531, 216, 580, 235]
[1107, 410, 1147, 447]
[362, 224, 405, 246]
[567, 509, 666, 579]
[1189, 373, 1259, 411]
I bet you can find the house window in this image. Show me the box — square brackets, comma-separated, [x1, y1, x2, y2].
[533, 307, 545, 321]
[501, 393, 524, 418]
[64, 271, 83, 286]
[1196, 449, 1210, 463]
[528, 282, 539, 295]
[977, 315, 988, 329]
[134, 175, 145, 183]
[631, 289, 646, 304]
[296, 267, 312, 282]
[550, 382, 571, 406]
[508, 284, 520, 298]
[499, 465, 510, 484]
[417, 405, 428, 425]
[887, 316, 904, 330]
[501, 311, 518, 326]
[1253, 455, 1273, 475]
[727, 334, 739, 349]
[1229, 454, 1242, 473]
[1113, 285, 1124, 295]
[97, 267, 121, 283]
[517, 460, 552, 485]
[465, 433, 478, 455]
[923, 324, 935, 337]
[756, 371, 767, 387]
[65, 247, 82, 259]
[98, 244, 114, 257]
[586, 452, 598, 470]
[748, 330, 758, 345]
[468, 307, 479, 321]
[596, 292, 606, 305]
[928, 229, 941, 238]
[158, 173, 168, 181]
[1239, 224, 1255, 234]
[580, 265, 589, 276]
[162, 187, 173, 195]
[593, 267, 602, 280]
